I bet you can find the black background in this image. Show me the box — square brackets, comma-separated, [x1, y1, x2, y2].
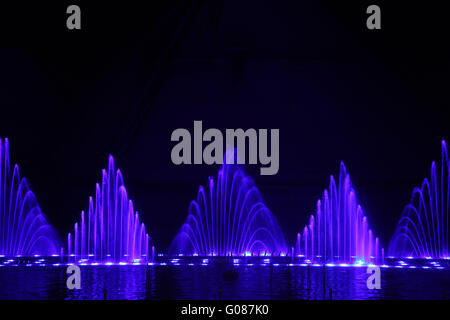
[0, 1, 449, 252]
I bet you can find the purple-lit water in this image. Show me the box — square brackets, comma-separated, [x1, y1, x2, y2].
[389, 140, 449, 259]
[170, 163, 287, 256]
[2, 141, 450, 299]
[0, 262, 448, 299]
[296, 162, 383, 264]
[67, 155, 153, 263]
[0, 138, 60, 257]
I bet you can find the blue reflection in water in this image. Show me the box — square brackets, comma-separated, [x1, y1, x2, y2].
[0, 265, 448, 299]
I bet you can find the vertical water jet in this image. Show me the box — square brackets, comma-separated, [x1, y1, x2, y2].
[0, 138, 60, 256]
[296, 162, 382, 264]
[169, 160, 287, 256]
[68, 155, 152, 263]
[389, 140, 449, 258]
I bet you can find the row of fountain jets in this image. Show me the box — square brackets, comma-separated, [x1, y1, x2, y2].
[0, 137, 448, 264]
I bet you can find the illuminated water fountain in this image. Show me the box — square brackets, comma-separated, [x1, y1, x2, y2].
[67, 155, 152, 263]
[0, 138, 60, 257]
[389, 140, 449, 259]
[295, 162, 383, 265]
[170, 162, 288, 256]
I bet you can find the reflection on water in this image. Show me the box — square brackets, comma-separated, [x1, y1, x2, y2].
[0, 265, 448, 300]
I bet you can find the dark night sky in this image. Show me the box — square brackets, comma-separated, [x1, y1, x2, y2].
[1, 1, 449, 251]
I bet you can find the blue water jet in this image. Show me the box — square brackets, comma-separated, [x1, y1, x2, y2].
[389, 140, 449, 259]
[68, 155, 152, 263]
[0, 138, 60, 257]
[170, 162, 287, 256]
[296, 162, 383, 264]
